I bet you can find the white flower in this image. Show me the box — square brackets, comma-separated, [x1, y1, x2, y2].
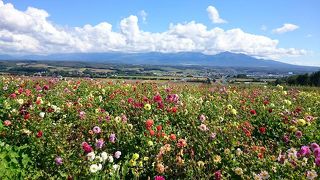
[108, 155, 114, 163]
[259, 171, 270, 179]
[39, 112, 45, 118]
[95, 155, 103, 162]
[307, 170, 318, 180]
[112, 164, 120, 171]
[89, 164, 102, 173]
[17, 99, 24, 105]
[101, 152, 108, 161]
[87, 152, 95, 161]
[236, 148, 243, 156]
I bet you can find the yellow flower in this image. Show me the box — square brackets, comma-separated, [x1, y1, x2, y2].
[144, 103, 151, 111]
[289, 126, 298, 132]
[143, 157, 149, 161]
[234, 167, 243, 175]
[231, 109, 238, 115]
[132, 153, 139, 160]
[297, 119, 306, 126]
[197, 161, 205, 168]
[213, 155, 221, 163]
[227, 104, 233, 110]
[129, 159, 136, 166]
[147, 141, 154, 147]
[224, 148, 231, 155]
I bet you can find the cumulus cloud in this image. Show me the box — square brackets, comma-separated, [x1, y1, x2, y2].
[0, 0, 306, 59]
[272, 23, 299, 34]
[206, 6, 227, 24]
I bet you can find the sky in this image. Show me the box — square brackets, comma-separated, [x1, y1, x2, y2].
[0, 0, 319, 66]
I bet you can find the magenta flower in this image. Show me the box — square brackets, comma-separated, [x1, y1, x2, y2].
[154, 175, 165, 180]
[81, 142, 93, 153]
[315, 157, 320, 166]
[314, 147, 320, 158]
[299, 146, 311, 157]
[310, 143, 319, 151]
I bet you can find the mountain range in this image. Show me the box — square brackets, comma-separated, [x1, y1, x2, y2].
[0, 52, 318, 71]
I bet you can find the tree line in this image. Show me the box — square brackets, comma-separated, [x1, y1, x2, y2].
[276, 71, 320, 86]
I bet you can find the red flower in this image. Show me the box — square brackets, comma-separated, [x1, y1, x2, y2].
[82, 142, 93, 153]
[250, 109, 257, 115]
[170, 134, 176, 141]
[156, 125, 162, 131]
[153, 94, 162, 103]
[36, 131, 43, 138]
[149, 130, 155, 136]
[24, 113, 30, 120]
[268, 108, 273, 113]
[145, 119, 154, 130]
[171, 107, 177, 113]
[259, 127, 266, 134]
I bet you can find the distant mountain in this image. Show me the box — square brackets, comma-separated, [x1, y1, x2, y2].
[0, 52, 318, 71]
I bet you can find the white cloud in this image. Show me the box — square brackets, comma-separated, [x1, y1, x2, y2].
[272, 23, 299, 34]
[139, 10, 147, 23]
[0, 0, 306, 59]
[206, 6, 227, 24]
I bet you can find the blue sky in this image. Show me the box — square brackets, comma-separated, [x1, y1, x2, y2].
[1, 0, 319, 66]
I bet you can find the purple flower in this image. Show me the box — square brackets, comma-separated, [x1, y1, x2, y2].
[314, 147, 320, 158]
[93, 126, 101, 134]
[154, 176, 165, 180]
[55, 156, 63, 166]
[310, 143, 320, 150]
[299, 146, 311, 157]
[95, 139, 105, 149]
[114, 151, 121, 159]
[295, 131, 302, 139]
[109, 133, 116, 143]
[315, 157, 320, 166]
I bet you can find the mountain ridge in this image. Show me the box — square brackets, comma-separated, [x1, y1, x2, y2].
[0, 52, 318, 71]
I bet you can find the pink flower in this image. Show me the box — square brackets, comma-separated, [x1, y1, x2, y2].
[295, 131, 302, 138]
[92, 126, 101, 134]
[199, 114, 206, 122]
[3, 120, 11, 126]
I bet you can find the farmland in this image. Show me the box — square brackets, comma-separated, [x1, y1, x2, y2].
[0, 76, 320, 179]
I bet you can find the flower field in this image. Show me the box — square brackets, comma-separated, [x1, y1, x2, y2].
[0, 76, 320, 179]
